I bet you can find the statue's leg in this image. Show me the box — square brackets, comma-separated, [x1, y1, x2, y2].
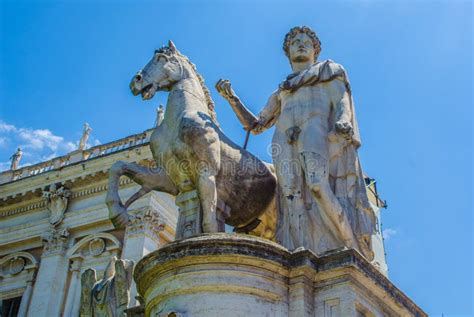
[299, 152, 358, 250]
[271, 135, 304, 249]
[106, 161, 178, 228]
[197, 171, 218, 232]
[181, 120, 221, 233]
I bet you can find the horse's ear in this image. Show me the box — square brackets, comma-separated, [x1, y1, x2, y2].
[168, 40, 177, 53]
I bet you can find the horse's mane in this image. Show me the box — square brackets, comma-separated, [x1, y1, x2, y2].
[157, 46, 218, 125]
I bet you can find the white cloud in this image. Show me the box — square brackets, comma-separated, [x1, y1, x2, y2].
[0, 137, 8, 148]
[0, 161, 10, 171]
[382, 228, 397, 240]
[0, 120, 96, 172]
[0, 122, 16, 133]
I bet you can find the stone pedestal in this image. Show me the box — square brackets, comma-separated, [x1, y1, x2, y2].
[134, 234, 426, 317]
[175, 190, 202, 239]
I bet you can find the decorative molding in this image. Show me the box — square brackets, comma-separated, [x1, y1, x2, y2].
[67, 232, 121, 259]
[0, 200, 46, 218]
[0, 177, 135, 218]
[88, 238, 106, 257]
[126, 208, 165, 240]
[42, 227, 70, 256]
[43, 184, 71, 227]
[8, 257, 25, 275]
[0, 251, 38, 277]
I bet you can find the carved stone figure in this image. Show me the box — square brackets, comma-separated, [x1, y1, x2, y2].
[80, 257, 134, 317]
[10, 147, 22, 170]
[155, 105, 165, 126]
[106, 41, 277, 238]
[79, 123, 93, 150]
[216, 26, 376, 259]
[42, 227, 70, 256]
[42, 183, 71, 226]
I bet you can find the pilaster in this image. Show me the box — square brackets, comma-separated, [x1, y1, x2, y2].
[27, 227, 70, 317]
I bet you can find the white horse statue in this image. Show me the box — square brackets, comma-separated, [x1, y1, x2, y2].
[106, 41, 277, 238]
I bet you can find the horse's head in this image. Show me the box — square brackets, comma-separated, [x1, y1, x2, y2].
[130, 40, 184, 100]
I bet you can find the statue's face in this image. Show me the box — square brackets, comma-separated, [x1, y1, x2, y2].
[288, 32, 315, 64]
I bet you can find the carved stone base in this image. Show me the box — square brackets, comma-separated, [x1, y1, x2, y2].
[175, 190, 202, 239]
[134, 234, 426, 317]
[175, 191, 229, 239]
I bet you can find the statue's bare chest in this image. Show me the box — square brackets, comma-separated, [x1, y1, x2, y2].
[277, 85, 332, 129]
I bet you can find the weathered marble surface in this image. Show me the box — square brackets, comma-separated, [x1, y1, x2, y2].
[79, 123, 93, 151]
[42, 183, 71, 226]
[80, 256, 134, 317]
[216, 26, 375, 260]
[106, 41, 277, 239]
[134, 233, 426, 317]
[9, 147, 22, 170]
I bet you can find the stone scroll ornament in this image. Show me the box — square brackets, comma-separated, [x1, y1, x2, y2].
[43, 183, 71, 227]
[80, 256, 134, 317]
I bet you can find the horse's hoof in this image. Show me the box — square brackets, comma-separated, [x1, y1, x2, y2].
[111, 211, 130, 229]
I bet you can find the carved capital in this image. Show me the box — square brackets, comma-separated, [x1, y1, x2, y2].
[126, 209, 165, 240]
[42, 227, 70, 256]
[70, 259, 82, 273]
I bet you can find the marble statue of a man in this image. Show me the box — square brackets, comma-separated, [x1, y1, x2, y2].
[79, 123, 92, 150]
[10, 147, 22, 170]
[216, 26, 375, 259]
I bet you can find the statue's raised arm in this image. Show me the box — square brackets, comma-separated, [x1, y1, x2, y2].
[216, 79, 281, 134]
[215, 79, 258, 130]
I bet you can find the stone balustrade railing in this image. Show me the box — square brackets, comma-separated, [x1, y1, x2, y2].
[0, 129, 153, 185]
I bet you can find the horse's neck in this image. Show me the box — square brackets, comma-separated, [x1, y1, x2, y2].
[165, 74, 208, 120]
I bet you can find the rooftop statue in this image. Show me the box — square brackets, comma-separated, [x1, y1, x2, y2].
[9, 147, 22, 170]
[79, 123, 92, 150]
[106, 41, 277, 238]
[216, 26, 375, 259]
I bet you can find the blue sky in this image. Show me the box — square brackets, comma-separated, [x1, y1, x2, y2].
[0, 0, 472, 315]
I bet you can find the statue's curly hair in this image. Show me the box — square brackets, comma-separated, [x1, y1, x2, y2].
[283, 26, 322, 62]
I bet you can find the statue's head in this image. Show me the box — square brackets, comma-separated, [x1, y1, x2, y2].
[130, 40, 184, 100]
[283, 26, 321, 65]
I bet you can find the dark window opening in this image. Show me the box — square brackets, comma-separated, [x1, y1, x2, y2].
[1, 296, 22, 317]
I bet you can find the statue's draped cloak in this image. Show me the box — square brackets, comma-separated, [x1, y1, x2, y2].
[263, 60, 375, 259]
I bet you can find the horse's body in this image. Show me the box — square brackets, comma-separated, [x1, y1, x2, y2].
[106, 42, 276, 237]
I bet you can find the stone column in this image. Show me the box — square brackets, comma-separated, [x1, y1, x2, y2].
[27, 228, 70, 317]
[17, 278, 34, 317]
[121, 208, 165, 307]
[62, 259, 82, 317]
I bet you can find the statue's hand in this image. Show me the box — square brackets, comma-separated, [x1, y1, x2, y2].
[216, 79, 238, 101]
[335, 121, 353, 140]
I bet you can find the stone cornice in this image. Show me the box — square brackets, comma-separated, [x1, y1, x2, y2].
[0, 177, 135, 219]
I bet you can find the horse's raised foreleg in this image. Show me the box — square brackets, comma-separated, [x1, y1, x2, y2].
[106, 161, 178, 228]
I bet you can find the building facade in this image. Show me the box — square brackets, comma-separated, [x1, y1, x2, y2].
[0, 128, 388, 317]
